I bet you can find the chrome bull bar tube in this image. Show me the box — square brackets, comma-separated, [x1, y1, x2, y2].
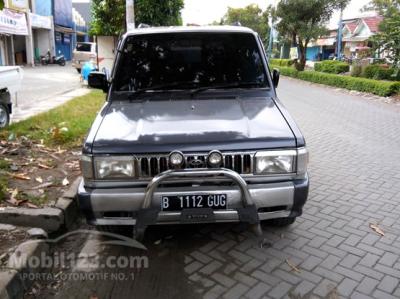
[142, 168, 253, 209]
[135, 168, 260, 232]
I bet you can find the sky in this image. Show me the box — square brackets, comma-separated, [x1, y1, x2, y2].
[181, 0, 374, 28]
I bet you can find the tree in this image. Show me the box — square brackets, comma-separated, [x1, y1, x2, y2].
[90, 0, 184, 36]
[367, 0, 400, 67]
[220, 4, 270, 45]
[275, 0, 349, 71]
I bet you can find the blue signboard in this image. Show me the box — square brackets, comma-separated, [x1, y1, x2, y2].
[54, 0, 72, 28]
[35, 0, 52, 16]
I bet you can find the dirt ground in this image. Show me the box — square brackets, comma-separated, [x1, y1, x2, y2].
[0, 138, 81, 208]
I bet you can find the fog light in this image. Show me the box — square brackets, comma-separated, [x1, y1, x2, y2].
[169, 151, 184, 166]
[208, 150, 223, 167]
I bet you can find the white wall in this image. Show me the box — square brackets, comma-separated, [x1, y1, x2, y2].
[33, 29, 52, 56]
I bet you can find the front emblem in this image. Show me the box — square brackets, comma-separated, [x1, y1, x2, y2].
[188, 157, 205, 168]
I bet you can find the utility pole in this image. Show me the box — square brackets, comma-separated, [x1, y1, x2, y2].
[336, 6, 344, 60]
[126, 0, 135, 31]
[267, 24, 274, 59]
[267, 0, 278, 59]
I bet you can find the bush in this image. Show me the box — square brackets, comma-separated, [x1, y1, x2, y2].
[270, 59, 293, 67]
[361, 64, 399, 81]
[350, 65, 362, 77]
[314, 60, 350, 74]
[276, 66, 400, 97]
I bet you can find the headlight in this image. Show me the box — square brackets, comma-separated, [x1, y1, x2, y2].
[94, 156, 135, 179]
[255, 150, 297, 174]
[208, 150, 223, 167]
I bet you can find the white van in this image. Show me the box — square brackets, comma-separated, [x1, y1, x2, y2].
[72, 42, 97, 73]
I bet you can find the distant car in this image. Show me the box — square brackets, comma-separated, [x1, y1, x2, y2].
[72, 42, 97, 73]
[0, 66, 23, 128]
[80, 26, 309, 239]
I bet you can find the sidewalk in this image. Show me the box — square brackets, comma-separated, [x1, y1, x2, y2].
[11, 88, 90, 123]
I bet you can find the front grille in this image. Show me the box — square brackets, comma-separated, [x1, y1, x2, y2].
[136, 152, 253, 178]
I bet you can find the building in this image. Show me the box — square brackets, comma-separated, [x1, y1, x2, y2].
[0, 0, 54, 66]
[305, 15, 383, 61]
[306, 29, 338, 61]
[53, 0, 74, 61]
[32, 0, 55, 63]
[342, 16, 383, 58]
[0, 1, 29, 65]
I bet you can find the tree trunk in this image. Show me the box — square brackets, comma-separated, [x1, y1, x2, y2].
[294, 39, 309, 71]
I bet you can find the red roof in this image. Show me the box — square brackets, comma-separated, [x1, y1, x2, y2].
[345, 20, 358, 33]
[362, 16, 383, 33]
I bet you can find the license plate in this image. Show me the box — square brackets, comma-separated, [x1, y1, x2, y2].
[161, 194, 227, 211]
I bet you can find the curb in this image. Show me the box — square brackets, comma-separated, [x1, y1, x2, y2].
[0, 177, 81, 233]
[0, 178, 80, 298]
[0, 242, 49, 299]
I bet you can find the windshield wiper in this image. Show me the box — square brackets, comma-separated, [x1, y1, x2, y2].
[190, 81, 266, 96]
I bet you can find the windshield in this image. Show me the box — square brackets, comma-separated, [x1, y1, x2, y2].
[76, 43, 92, 52]
[113, 32, 269, 92]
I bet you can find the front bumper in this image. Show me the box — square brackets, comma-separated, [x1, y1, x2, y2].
[78, 168, 309, 226]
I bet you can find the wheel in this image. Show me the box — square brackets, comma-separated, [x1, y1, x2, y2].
[0, 104, 10, 128]
[60, 60, 66, 66]
[76, 68, 81, 73]
[264, 217, 296, 227]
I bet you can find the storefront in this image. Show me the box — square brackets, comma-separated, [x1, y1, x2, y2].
[54, 0, 74, 61]
[0, 8, 28, 65]
[30, 13, 54, 63]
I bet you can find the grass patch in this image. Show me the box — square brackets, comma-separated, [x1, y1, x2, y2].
[0, 90, 104, 148]
[0, 175, 7, 202]
[273, 66, 400, 97]
[0, 159, 10, 170]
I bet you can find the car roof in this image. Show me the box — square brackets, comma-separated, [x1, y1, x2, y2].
[124, 25, 257, 37]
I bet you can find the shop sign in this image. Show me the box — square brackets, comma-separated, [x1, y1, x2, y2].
[0, 8, 28, 35]
[30, 13, 52, 30]
[7, 0, 28, 11]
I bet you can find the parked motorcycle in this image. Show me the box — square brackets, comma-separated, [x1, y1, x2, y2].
[41, 50, 66, 66]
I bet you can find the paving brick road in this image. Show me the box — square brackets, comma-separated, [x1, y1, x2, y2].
[27, 77, 400, 299]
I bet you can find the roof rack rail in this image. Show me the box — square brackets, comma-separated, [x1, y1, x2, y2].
[138, 23, 151, 28]
[232, 21, 242, 26]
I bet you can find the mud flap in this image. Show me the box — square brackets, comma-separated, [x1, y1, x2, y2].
[236, 204, 259, 224]
[134, 208, 159, 238]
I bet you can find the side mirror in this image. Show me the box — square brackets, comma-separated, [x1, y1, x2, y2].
[88, 71, 109, 92]
[272, 69, 280, 88]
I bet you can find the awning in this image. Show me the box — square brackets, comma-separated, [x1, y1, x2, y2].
[0, 9, 28, 35]
[76, 30, 87, 36]
[315, 37, 335, 46]
[342, 36, 368, 42]
[55, 25, 74, 34]
[355, 46, 371, 51]
[30, 13, 52, 30]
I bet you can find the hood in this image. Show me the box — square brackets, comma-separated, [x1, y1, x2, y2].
[91, 97, 296, 154]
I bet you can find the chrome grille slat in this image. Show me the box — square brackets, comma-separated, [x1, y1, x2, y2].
[135, 152, 254, 178]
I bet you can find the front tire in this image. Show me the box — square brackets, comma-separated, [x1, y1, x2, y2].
[264, 217, 296, 227]
[0, 103, 10, 128]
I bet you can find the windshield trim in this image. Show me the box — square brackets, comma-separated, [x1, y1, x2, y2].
[110, 31, 272, 96]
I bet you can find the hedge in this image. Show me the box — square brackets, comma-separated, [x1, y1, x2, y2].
[314, 60, 350, 74]
[276, 66, 400, 97]
[270, 59, 293, 67]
